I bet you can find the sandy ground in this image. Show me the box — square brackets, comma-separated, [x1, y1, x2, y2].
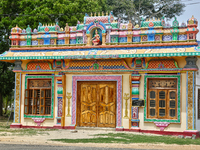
[0, 129, 200, 150]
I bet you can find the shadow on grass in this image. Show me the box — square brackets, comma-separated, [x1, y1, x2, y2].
[51, 133, 200, 145]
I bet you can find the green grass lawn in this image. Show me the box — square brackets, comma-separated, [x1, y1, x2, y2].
[51, 133, 200, 145]
[0, 117, 53, 136]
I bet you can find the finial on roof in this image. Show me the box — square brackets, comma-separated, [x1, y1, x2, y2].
[106, 12, 108, 16]
[192, 15, 194, 18]
[94, 12, 96, 17]
[91, 12, 92, 17]
[102, 12, 104, 16]
[155, 18, 157, 21]
[98, 12, 100, 16]
[16, 25, 18, 28]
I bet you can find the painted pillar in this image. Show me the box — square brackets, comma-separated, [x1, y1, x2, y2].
[102, 33, 106, 45]
[61, 74, 66, 127]
[13, 73, 21, 123]
[56, 77, 63, 126]
[186, 71, 195, 130]
[184, 56, 198, 132]
[130, 74, 141, 129]
[86, 34, 90, 46]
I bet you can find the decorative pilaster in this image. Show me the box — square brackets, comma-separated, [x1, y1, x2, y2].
[86, 34, 90, 46]
[130, 73, 141, 129]
[14, 73, 21, 123]
[102, 33, 106, 45]
[66, 92, 72, 117]
[61, 74, 66, 127]
[186, 71, 195, 130]
[56, 77, 63, 125]
[184, 56, 198, 130]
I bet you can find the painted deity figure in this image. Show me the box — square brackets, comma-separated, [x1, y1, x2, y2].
[92, 29, 100, 46]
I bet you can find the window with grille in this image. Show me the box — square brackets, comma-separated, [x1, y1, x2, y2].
[24, 79, 51, 115]
[147, 79, 177, 119]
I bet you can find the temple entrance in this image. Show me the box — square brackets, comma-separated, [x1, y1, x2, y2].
[77, 81, 116, 128]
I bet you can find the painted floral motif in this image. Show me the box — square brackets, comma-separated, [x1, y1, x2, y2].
[14, 73, 21, 123]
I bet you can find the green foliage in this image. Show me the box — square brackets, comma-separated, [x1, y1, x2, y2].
[106, 0, 185, 25]
[0, 0, 108, 116]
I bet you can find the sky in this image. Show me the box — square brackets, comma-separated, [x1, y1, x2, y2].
[176, 0, 200, 40]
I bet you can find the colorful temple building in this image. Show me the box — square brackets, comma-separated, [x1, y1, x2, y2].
[1, 12, 200, 137]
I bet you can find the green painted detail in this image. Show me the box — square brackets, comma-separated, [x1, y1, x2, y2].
[57, 87, 63, 94]
[136, 59, 142, 64]
[1, 51, 200, 60]
[77, 24, 84, 30]
[76, 37, 83, 44]
[111, 23, 118, 29]
[38, 22, 59, 32]
[93, 63, 99, 69]
[144, 75, 181, 123]
[56, 61, 61, 66]
[24, 75, 54, 118]
[132, 88, 139, 95]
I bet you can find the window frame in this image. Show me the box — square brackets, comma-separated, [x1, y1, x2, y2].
[144, 75, 180, 123]
[24, 75, 54, 119]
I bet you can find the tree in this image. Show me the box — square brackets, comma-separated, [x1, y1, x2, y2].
[0, 0, 108, 116]
[106, 0, 185, 25]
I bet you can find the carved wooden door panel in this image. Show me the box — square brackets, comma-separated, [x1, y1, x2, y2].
[97, 83, 116, 128]
[79, 83, 97, 127]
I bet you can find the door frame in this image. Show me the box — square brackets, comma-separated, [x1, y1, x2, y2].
[77, 81, 117, 127]
[71, 75, 123, 128]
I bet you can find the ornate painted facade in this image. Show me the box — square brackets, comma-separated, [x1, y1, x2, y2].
[1, 13, 200, 137]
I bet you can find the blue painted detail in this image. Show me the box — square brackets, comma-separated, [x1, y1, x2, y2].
[131, 58, 135, 67]
[56, 81, 62, 84]
[70, 39, 76, 44]
[132, 81, 140, 84]
[56, 117, 61, 119]
[119, 37, 127, 43]
[20, 41, 27, 46]
[178, 34, 187, 41]
[177, 73, 180, 75]
[57, 39, 65, 45]
[57, 97, 62, 99]
[132, 37, 140, 42]
[146, 28, 156, 41]
[142, 58, 146, 67]
[31, 40, 38, 46]
[52, 74, 54, 75]
[86, 22, 94, 31]
[10, 45, 196, 53]
[99, 22, 106, 31]
[132, 98, 139, 100]
[62, 60, 65, 68]
[162, 35, 172, 41]
[131, 119, 140, 122]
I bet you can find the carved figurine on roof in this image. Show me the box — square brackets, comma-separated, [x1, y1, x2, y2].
[9, 13, 199, 47]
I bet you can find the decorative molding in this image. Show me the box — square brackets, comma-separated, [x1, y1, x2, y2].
[26, 61, 52, 70]
[32, 118, 46, 126]
[13, 60, 22, 70]
[71, 75, 122, 127]
[123, 93, 130, 119]
[144, 75, 181, 123]
[184, 56, 198, 69]
[154, 122, 170, 131]
[24, 75, 54, 118]
[66, 92, 72, 117]
[130, 74, 141, 128]
[186, 71, 195, 129]
[14, 73, 21, 123]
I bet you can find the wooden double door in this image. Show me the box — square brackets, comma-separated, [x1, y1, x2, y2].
[77, 81, 116, 128]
